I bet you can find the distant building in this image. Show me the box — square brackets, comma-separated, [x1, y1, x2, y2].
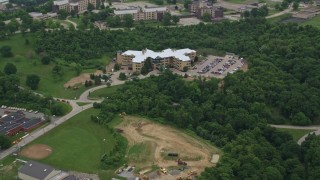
[114, 6, 168, 21]
[53, 0, 97, 13]
[0, 0, 9, 4]
[0, 111, 44, 136]
[116, 48, 196, 72]
[189, 0, 223, 20]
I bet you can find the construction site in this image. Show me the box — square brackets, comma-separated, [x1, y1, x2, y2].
[115, 114, 220, 180]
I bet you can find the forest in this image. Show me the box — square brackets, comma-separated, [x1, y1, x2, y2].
[35, 18, 320, 125]
[93, 71, 320, 179]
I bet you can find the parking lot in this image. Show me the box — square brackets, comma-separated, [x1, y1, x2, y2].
[0, 106, 44, 119]
[189, 55, 244, 78]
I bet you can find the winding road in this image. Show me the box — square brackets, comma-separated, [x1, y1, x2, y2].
[270, 124, 320, 145]
[0, 70, 161, 160]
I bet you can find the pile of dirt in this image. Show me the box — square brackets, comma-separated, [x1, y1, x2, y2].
[64, 70, 103, 88]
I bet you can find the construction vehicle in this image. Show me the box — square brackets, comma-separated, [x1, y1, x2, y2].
[177, 158, 187, 166]
[160, 167, 168, 174]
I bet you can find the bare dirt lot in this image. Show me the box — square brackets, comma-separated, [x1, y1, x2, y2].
[117, 116, 220, 179]
[20, 144, 52, 159]
[64, 70, 102, 88]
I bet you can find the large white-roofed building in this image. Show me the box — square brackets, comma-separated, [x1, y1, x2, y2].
[117, 48, 196, 71]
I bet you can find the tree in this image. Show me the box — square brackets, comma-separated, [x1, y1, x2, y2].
[0, 46, 13, 57]
[202, 13, 212, 22]
[58, 9, 68, 20]
[25, 39, 30, 45]
[172, 15, 180, 24]
[87, 3, 95, 12]
[119, 72, 127, 80]
[162, 12, 172, 26]
[106, 16, 121, 27]
[0, 135, 11, 149]
[4, 63, 17, 75]
[94, 76, 101, 85]
[114, 63, 120, 71]
[293, 2, 299, 11]
[41, 56, 52, 65]
[183, 66, 189, 72]
[52, 65, 63, 76]
[184, 0, 191, 9]
[26, 74, 40, 90]
[123, 14, 134, 28]
[291, 112, 311, 126]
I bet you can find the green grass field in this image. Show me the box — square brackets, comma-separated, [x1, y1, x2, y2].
[76, 102, 91, 106]
[267, 13, 292, 23]
[0, 34, 111, 99]
[127, 142, 156, 164]
[301, 16, 320, 29]
[278, 128, 314, 142]
[89, 84, 123, 99]
[23, 108, 125, 179]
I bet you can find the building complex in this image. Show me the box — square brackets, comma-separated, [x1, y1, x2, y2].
[53, 0, 97, 13]
[189, 0, 223, 20]
[0, 111, 44, 136]
[116, 48, 196, 72]
[114, 7, 168, 21]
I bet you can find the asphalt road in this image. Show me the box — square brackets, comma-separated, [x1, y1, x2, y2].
[270, 124, 320, 145]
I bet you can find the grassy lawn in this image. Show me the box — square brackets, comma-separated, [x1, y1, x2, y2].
[127, 142, 156, 164]
[278, 128, 314, 142]
[21, 108, 126, 179]
[76, 102, 91, 106]
[301, 16, 320, 29]
[0, 34, 109, 99]
[89, 84, 123, 99]
[268, 8, 281, 16]
[267, 13, 292, 23]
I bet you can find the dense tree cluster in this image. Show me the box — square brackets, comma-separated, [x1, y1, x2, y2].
[35, 19, 320, 124]
[0, 72, 67, 116]
[95, 71, 319, 179]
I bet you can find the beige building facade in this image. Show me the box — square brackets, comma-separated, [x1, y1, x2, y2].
[117, 49, 196, 72]
[53, 0, 97, 13]
[114, 7, 168, 21]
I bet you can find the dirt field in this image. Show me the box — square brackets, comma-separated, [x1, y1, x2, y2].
[64, 70, 102, 88]
[117, 116, 220, 178]
[20, 144, 52, 159]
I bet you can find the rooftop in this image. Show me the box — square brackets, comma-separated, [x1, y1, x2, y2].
[114, 8, 138, 15]
[53, 0, 69, 6]
[122, 48, 196, 63]
[144, 7, 167, 12]
[19, 160, 55, 180]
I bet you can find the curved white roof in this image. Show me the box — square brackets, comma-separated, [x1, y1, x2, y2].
[122, 48, 195, 63]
